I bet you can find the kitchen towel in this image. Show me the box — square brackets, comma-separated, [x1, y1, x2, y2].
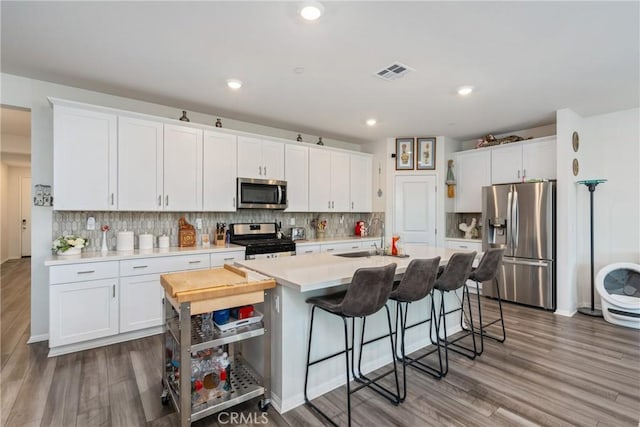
[116, 231, 134, 252]
[138, 233, 154, 250]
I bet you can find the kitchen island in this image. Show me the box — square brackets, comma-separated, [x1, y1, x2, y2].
[235, 245, 477, 413]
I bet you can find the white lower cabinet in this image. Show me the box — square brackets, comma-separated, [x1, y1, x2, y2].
[49, 279, 119, 347]
[119, 273, 164, 333]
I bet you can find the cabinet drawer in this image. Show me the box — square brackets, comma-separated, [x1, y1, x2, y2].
[50, 261, 119, 284]
[210, 250, 245, 267]
[296, 244, 321, 255]
[445, 240, 482, 252]
[321, 242, 362, 253]
[120, 254, 210, 276]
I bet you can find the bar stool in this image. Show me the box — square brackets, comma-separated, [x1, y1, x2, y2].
[460, 248, 506, 355]
[303, 263, 399, 427]
[430, 251, 477, 375]
[389, 257, 442, 401]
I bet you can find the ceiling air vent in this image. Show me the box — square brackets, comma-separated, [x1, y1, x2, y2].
[375, 62, 414, 81]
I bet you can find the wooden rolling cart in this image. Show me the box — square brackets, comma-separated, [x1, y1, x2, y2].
[160, 264, 276, 426]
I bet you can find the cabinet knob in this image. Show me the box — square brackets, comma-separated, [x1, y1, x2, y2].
[158, 195, 162, 206]
[111, 193, 114, 205]
[233, 197, 236, 208]
[165, 195, 169, 206]
[264, 166, 267, 176]
[259, 166, 263, 175]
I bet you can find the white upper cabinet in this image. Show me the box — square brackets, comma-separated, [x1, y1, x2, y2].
[52, 104, 117, 210]
[522, 137, 557, 181]
[309, 147, 350, 212]
[203, 130, 238, 212]
[237, 136, 285, 180]
[349, 153, 372, 212]
[454, 149, 491, 212]
[285, 144, 309, 211]
[491, 144, 523, 184]
[491, 136, 556, 184]
[163, 124, 203, 211]
[118, 116, 164, 211]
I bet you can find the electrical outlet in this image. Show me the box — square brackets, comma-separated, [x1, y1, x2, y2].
[195, 218, 202, 230]
[339, 215, 344, 224]
[86, 216, 96, 230]
[289, 218, 295, 226]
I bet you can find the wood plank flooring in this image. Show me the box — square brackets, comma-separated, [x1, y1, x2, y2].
[2, 257, 639, 426]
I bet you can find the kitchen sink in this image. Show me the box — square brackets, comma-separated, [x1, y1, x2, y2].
[333, 250, 378, 258]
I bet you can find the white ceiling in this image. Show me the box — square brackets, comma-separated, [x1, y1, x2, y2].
[1, 1, 638, 144]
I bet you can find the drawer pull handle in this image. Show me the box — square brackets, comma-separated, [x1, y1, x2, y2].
[305, 250, 313, 253]
[77, 270, 95, 275]
[459, 245, 468, 249]
[223, 257, 234, 261]
[189, 260, 201, 264]
[326, 248, 334, 252]
[352, 246, 359, 249]
[133, 265, 148, 269]
[112, 284, 116, 298]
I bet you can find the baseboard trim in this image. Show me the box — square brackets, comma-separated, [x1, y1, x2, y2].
[554, 309, 577, 317]
[47, 326, 163, 357]
[28, 333, 49, 343]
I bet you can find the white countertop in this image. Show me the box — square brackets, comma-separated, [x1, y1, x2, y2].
[44, 244, 245, 266]
[445, 237, 482, 243]
[236, 245, 476, 292]
[293, 236, 381, 246]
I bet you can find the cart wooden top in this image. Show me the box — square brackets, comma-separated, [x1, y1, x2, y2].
[160, 264, 276, 303]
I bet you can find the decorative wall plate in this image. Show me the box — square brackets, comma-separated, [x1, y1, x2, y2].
[573, 158, 579, 176]
[572, 131, 580, 152]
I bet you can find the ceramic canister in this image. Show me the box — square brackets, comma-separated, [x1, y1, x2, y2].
[116, 231, 134, 251]
[158, 235, 170, 249]
[138, 233, 154, 250]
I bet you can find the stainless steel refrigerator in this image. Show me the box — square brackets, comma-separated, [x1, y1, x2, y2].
[482, 181, 556, 310]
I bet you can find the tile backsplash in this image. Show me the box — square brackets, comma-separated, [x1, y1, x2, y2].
[53, 211, 385, 251]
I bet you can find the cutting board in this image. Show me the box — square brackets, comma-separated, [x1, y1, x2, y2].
[161, 264, 276, 304]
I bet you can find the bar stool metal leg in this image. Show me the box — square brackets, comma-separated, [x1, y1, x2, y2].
[460, 277, 507, 354]
[354, 305, 401, 405]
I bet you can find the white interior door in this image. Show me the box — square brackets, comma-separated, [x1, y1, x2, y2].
[20, 176, 31, 257]
[394, 175, 436, 249]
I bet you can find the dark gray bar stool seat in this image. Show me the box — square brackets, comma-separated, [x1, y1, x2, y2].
[461, 248, 506, 354]
[303, 263, 399, 427]
[430, 251, 477, 376]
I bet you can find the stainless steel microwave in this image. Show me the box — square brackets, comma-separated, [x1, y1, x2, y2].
[237, 178, 288, 209]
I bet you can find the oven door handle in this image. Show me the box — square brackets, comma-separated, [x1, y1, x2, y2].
[277, 185, 283, 205]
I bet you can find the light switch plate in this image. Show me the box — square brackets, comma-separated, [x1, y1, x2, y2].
[86, 216, 96, 230]
[195, 218, 202, 230]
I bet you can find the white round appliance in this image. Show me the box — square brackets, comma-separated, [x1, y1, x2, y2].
[596, 263, 640, 329]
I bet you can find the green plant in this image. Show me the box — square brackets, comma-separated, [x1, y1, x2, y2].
[52, 235, 88, 252]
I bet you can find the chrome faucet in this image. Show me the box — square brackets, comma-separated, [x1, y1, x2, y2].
[368, 217, 385, 255]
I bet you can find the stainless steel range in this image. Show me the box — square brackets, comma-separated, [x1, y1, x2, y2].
[229, 222, 296, 260]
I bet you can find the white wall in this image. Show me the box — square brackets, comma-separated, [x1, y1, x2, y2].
[1, 162, 9, 263]
[556, 107, 640, 315]
[361, 138, 388, 213]
[0, 72, 364, 342]
[577, 108, 640, 307]
[555, 109, 582, 316]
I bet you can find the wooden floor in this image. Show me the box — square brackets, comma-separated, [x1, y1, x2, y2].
[2, 257, 639, 426]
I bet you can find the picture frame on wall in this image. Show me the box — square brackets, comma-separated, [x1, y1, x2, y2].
[395, 138, 415, 170]
[416, 137, 436, 170]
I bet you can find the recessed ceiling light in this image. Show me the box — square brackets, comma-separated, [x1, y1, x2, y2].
[366, 118, 377, 126]
[227, 79, 242, 90]
[299, 1, 324, 21]
[457, 85, 474, 96]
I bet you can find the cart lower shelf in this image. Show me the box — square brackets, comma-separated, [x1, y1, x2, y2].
[164, 357, 267, 423]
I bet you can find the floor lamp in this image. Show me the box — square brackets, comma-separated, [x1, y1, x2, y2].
[577, 179, 607, 317]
